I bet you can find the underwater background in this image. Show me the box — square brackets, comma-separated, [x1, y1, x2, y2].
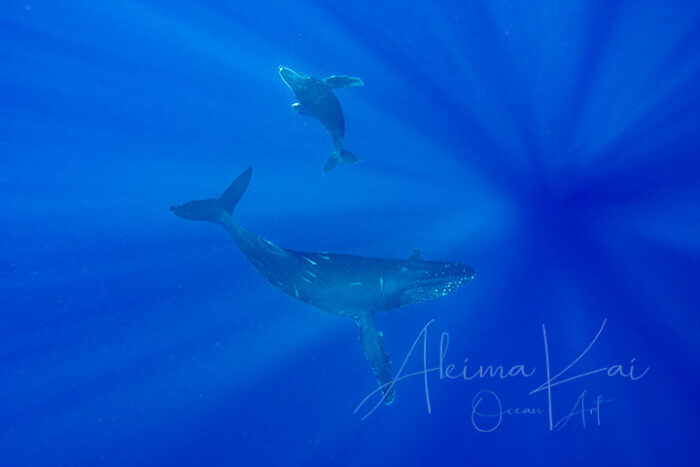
[2, 0, 699, 465]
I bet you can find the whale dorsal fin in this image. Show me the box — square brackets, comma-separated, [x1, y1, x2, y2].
[409, 249, 422, 261]
[323, 75, 364, 89]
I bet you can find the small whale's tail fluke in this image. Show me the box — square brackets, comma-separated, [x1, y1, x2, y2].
[324, 148, 359, 173]
[170, 166, 252, 222]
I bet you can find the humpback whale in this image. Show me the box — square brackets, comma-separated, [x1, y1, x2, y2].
[170, 167, 475, 404]
[279, 66, 364, 172]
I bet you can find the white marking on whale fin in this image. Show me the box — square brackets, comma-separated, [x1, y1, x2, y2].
[302, 256, 317, 266]
[323, 75, 364, 89]
[319, 254, 331, 260]
[291, 102, 312, 116]
[348, 282, 362, 286]
[294, 282, 299, 298]
[262, 238, 284, 254]
[380, 276, 386, 296]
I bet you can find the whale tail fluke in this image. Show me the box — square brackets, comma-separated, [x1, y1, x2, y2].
[340, 148, 358, 164]
[323, 149, 358, 173]
[220, 166, 252, 214]
[323, 155, 340, 173]
[170, 166, 252, 222]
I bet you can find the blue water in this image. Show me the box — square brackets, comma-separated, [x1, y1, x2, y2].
[2, 1, 699, 465]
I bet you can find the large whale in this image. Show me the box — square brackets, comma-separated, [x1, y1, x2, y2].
[279, 66, 364, 172]
[170, 167, 475, 403]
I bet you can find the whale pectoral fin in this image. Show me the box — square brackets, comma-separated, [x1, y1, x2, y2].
[355, 312, 395, 405]
[291, 102, 312, 116]
[322, 75, 364, 89]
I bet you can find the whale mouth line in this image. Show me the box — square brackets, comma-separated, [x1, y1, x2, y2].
[398, 265, 475, 305]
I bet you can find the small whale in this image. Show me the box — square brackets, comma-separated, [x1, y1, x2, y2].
[170, 167, 476, 404]
[279, 66, 364, 172]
